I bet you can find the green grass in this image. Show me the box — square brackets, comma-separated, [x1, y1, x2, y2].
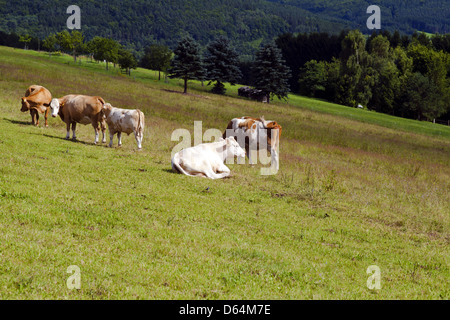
[0, 46, 449, 299]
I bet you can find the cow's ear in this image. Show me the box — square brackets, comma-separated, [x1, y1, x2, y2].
[227, 137, 235, 144]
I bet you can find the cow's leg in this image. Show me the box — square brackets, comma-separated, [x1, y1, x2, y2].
[134, 131, 142, 149]
[215, 164, 231, 179]
[44, 107, 49, 127]
[71, 122, 77, 140]
[248, 148, 258, 165]
[65, 122, 71, 139]
[101, 120, 107, 143]
[92, 122, 99, 144]
[30, 109, 39, 126]
[204, 164, 230, 179]
[29, 110, 35, 125]
[109, 131, 115, 148]
[117, 132, 122, 147]
[271, 148, 279, 171]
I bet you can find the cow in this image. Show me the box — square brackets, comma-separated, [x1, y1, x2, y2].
[100, 103, 145, 149]
[171, 137, 246, 179]
[223, 116, 282, 173]
[49, 94, 107, 144]
[20, 85, 52, 126]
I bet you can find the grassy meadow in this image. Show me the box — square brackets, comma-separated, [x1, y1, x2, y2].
[0, 46, 449, 299]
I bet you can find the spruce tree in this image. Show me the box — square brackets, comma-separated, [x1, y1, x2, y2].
[169, 36, 206, 94]
[204, 36, 242, 95]
[253, 42, 291, 102]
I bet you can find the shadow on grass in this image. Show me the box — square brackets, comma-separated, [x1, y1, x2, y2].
[162, 168, 178, 175]
[161, 168, 234, 180]
[3, 118, 33, 126]
[38, 133, 102, 147]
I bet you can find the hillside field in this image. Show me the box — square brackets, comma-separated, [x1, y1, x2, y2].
[0, 46, 449, 299]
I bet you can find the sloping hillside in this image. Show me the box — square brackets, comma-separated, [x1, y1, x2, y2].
[0, 46, 449, 299]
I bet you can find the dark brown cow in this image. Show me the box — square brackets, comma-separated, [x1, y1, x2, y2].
[20, 85, 52, 126]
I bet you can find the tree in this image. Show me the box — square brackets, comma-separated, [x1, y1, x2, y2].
[298, 60, 328, 97]
[253, 42, 291, 102]
[168, 36, 206, 94]
[403, 72, 442, 121]
[340, 30, 366, 65]
[118, 47, 138, 75]
[335, 30, 377, 108]
[406, 43, 449, 119]
[140, 44, 172, 80]
[56, 30, 85, 62]
[431, 33, 450, 53]
[366, 35, 401, 114]
[87, 37, 120, 70]
[42, 34, 57, 57]
[19, 34, 32, 50]
[203, 36, 242, 95]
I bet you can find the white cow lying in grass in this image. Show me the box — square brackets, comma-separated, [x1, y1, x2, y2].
[101, 103, 145, 149]
[171, 137, 246, 179]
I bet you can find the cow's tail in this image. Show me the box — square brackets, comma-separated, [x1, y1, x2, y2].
[223, 120, 234, 139]
[136, 109, 144, 137]
[171, 153, 194, 176]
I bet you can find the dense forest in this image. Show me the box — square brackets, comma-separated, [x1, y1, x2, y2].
[268, 0, 450, 34]
[1, 0, 449, 57]
[287, 30, 450, 122]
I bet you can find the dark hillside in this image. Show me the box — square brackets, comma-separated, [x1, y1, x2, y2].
[2, 0, 448, 56]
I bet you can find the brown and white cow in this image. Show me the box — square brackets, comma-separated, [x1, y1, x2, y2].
[100, 103, 145, 149]
[223, 116, 282, 174]
[49, 95, 107, 144]
[20, 85, 52, 126]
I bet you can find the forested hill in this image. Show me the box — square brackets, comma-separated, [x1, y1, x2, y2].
[1, 0, 449, 55]
[268, 0, 450, 34]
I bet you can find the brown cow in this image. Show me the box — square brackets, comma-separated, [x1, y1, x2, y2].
[20, 85, 52, 126]
[49, 95, 107, 144]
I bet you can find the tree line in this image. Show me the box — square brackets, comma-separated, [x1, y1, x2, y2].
[1, 28, 449, 122]
[280, 30, 450, 121]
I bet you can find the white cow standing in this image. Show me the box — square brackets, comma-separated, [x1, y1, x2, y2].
[101, 103, 145, 149]
[171, 137, 246, 179]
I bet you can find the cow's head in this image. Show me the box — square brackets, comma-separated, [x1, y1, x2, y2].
[225, 136, 246, 159]
[101, 103, 113, 119]
[50, 98, 61, 117]
[20, 98, 30, 112]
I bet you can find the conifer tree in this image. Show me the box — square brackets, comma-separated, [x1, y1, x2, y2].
[252, 42, 291, 103]
[204, 36, 242, 94]
[169, 35, 206, 94]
